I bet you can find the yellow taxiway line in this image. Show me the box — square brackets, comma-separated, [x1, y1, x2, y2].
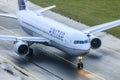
[0, 55, 40, 80]
[0, 26, 40, 80]
[0, 2, 109, 79]
[0, 2, 41, 79]
[0, 25, 106, 80]
[1, 1, 120, 79]
[39, 47, 106, 80]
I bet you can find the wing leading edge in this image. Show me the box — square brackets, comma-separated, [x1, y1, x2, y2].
[35, 5, 56, 15]
[0, 13, 17, 19]
[0, 35, 49, 43]
[82, 19, 120, 35]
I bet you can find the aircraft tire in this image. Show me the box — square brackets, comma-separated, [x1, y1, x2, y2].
[77, 62, 83, 69]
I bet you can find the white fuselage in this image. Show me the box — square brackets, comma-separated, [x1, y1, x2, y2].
[17, 10, 90, 56]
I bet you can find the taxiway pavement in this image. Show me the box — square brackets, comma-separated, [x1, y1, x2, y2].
[0, 0, 120, 80]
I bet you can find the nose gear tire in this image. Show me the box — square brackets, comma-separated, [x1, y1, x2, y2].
[77, 62, 83, 69]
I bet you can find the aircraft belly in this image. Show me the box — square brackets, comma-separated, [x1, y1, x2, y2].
[21, 26, 33, 36]
[50, 41, 89, 56]
[21, 26, 41, 37]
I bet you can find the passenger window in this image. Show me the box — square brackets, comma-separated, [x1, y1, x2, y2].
[74, 40, 79, 44]
[74, 40, 88, 44]
[84, 40, 88, 43]
[80, 41, 84, 44]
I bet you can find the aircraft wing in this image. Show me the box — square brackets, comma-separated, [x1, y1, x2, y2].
[82, 19, 120, 35]
[0, 35, 49, 43]
[35, 5, 56, 14]
[0, 13, 17, 19]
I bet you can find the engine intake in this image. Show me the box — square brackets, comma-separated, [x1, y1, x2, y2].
[13, 41, 29, 56]
[90, 38, 101, 49]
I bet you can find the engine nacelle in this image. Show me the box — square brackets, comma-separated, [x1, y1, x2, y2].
[13, 41, 29, 56]
[89, 36, 102, 49]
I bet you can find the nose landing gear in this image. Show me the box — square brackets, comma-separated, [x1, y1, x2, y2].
[77, 56, 84, 70]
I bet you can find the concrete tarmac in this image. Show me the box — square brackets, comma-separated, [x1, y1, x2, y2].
[0, 14, 120, 80]
[0, 17, 100, 80]
[0, 0, 120, 80]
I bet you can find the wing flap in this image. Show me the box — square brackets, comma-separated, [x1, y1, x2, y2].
[82, 19, 120, 34]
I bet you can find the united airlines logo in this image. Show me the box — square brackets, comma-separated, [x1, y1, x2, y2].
[49, 28, 65, 40]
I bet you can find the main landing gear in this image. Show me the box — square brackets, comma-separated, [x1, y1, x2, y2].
[77, 56, 84, 70]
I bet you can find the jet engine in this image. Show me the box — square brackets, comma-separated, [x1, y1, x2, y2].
[13, 41, 29, 56]
[89, 35, 102, 49]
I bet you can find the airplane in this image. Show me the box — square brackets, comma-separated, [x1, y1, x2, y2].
[0, 0, 120, 69]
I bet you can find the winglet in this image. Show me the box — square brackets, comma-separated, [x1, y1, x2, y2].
[36, 5, 56, 14]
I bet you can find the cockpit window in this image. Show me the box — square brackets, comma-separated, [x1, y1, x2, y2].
[74, 40, 89, 44]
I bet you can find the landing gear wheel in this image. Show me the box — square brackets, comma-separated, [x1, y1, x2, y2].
[77, 56, 84, 70]
[77, 62, 83, 70]
[26, 48, 33, 60]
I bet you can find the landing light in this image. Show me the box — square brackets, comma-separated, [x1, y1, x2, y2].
[77, 56, 83, 61]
